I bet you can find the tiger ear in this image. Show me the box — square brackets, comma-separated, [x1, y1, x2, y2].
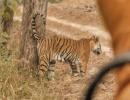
[89, 35, 98, 41]
[89, 35, 95, 40]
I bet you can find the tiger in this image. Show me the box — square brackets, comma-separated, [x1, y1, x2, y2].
[31, 13, 102, 80]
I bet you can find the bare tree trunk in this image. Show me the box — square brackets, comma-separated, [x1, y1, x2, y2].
[20, 0, 48, 77]
[1, 0, 14, 33]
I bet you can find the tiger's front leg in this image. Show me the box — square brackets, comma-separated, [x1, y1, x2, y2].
[39, 60, 56, 81]
[47, 60, 56, 81]
[38, 55, 56, 81]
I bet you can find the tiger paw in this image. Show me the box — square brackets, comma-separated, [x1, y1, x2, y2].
[72, 72, 79, 77]
[47, 72, 55, 81]
[80, 72, 85, 77]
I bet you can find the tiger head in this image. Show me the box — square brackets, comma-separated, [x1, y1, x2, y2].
[90, 35, 102, 55]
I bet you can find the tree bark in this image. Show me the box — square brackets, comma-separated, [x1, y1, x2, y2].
[20, 0, 48, 77]
[1, 0, 14, 33]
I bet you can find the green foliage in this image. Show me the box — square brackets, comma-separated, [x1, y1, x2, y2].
[1, 0, 21, 14]
[1, 6, 13, 22]
[0, 31, 10, 60]
[3, 0, 19, 9]
[0, 31, 9, 43]
[15, 0, 23, 5]
[1, 0, 14, 33]
[48, 0, 63, 3]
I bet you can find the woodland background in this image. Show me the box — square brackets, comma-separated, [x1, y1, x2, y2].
[0, 0, 117, 100]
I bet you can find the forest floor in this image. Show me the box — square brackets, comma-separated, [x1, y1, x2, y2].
[0, 0, 117, 100]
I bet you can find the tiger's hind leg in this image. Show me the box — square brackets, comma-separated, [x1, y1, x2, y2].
[79, 63, 85, 77]
[69, 60, 85, 78]
[74, 61, 85, 77]
[47, 60, 56, 81]
[69, 61, 80, 77]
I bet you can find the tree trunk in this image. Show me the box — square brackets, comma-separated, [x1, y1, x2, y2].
[1, 0, 14, 33]
[20, 0, 48, 77]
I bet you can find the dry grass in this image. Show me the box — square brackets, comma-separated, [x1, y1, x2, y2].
[0, 41, 63, 100]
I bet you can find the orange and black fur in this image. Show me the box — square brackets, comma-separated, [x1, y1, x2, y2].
[31, 13, 102, 80]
